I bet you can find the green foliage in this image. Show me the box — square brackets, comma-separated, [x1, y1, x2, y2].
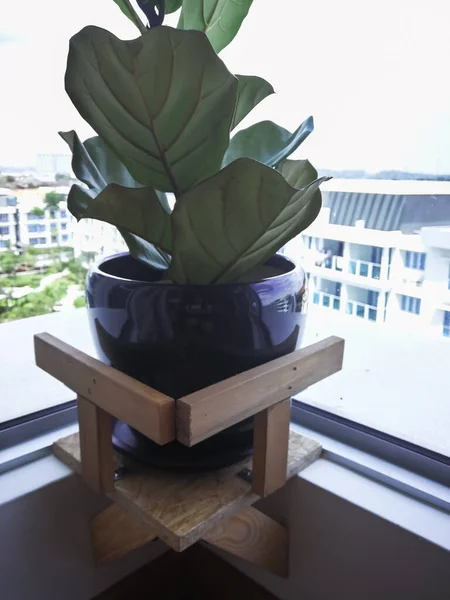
[60, 131, 171, 269]
[223, 117, 314, 168]
[65, 27, 237, 195]
[30, 206, 45, 218]
[44, 191, 66, 212]
[167, 159, 326, 284]
[178, 0, 254, 53]
[0, 273, 42, 288]
[63, 7, 328, 284]
[0, 252, 21, 275]
[232, 75, 274, 129]
[0, 278, 70, 323]
[73, 295, 86, 308]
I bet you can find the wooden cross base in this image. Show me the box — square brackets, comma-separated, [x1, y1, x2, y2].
[35, 334, 344, 578]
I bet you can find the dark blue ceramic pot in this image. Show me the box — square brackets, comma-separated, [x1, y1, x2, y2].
[86, 252, 307, 471]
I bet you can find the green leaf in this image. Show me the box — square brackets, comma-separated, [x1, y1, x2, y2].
[120, 231, 171, 269]
[179, 0, 254, 53]
[166, 0, 183, 13]
[277, 159, 318, 189]
[65, 26, 238, 195]
[61, 130, 172, 213]
[62, 133, 171, 269]
[112, 0, 146, 33]
[167, 158, 326, 284]
[83, 184, 172, 253]
[223, 116, 314, 168]
[232, 75, 274, 129]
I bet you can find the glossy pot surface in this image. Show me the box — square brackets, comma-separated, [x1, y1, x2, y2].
[86, 253, 307, 470]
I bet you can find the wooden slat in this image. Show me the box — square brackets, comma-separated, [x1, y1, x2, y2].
[177, 336, 344, 446]
[77, 396, 115, 493]
[34, 333, 175, 445]
[53, 429, 321, 552]
[203, 507, 288, 578]
[90, 504, 156, 564]
[252, 398, 291, 497]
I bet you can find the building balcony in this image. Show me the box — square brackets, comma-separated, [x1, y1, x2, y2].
[346, 300, 378, 322]
[311, 290, 341, 311]
[348, 259, 381, 280]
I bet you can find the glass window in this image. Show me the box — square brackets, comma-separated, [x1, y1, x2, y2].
[0, 0, 449, 477]
[443, 312, 450, 338]
[0, 226, 9, 235]
[400, 295, 421, 315]
[405, 251, 427, 270]
[62, 234, 69, 242]
[0, 214, 9, 222]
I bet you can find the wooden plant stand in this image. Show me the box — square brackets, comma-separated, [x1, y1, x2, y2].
[34, 333, 344, 578]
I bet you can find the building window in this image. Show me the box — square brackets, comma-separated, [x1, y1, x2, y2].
[0, 240, 7, 247]
[400, 295, 421, 315]
[444, 312, 450, 338]
[51, 235, 57, 243]
[62, 234, 69, 242]
[27, 212, 44, 220]
[28, 224, 46, 233]
[0, 226, 9, 235]
[405, 251, 426, 270]
[0, 214, 9, 222]
[60, 209, 68, 218]
[61, 223, 67, 230]
[29, 237, 47, 245]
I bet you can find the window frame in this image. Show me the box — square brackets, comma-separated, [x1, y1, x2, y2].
[291, 400, 450, 487]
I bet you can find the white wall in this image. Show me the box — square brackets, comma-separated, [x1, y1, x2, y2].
[0, 462, 449, 600]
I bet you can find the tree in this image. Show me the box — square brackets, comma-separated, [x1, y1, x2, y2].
[30, 206, 45, 218]
[44, 191, 66, 213]
[55, 172, 70, 181]
[5, 175, 15, 183]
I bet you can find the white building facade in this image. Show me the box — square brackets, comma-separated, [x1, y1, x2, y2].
[284, 179, 450, 340]
[0, 187, 74, 251]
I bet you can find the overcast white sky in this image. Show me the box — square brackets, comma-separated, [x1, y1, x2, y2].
[1, 0, 449, 174]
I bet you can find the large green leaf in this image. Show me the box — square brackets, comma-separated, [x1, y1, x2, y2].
[178, 0, 253, 53]
[223, 116, 314, 168]
[167, 158, 327, 284]
[232, 75, 274, 129]
[112, 0, 146, 33]
[61, 131, 171, 268]
[82, 184, 172, 253]
[65, 26, 238, 195]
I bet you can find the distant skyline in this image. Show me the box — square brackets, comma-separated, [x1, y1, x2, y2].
[1, 0, 449, 174]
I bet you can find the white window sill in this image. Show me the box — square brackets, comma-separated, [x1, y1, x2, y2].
[0, 420, 449, 554]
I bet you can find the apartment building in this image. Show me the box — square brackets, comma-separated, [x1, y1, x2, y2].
[284, 179, 450, 340]
[0, 187, 74, 250]
[0, 188, 19, 249]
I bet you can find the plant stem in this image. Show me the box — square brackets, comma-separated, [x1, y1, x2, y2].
[124, 0, 147, 34]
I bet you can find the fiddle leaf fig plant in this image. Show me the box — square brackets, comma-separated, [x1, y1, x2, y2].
[62, 0, 329, 283]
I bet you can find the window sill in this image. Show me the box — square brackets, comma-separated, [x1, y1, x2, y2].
[0, 420, 449, 554]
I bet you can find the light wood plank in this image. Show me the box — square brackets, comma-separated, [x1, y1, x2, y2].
[203, 507, 288, 578]
[177, 336, 344, 446]
[77, 396, 115, 493]
[34, 332, 175, 445]
[90, 504, 156, 564]
[53, 429, 321, 552]
[252, 398, 291, 497]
